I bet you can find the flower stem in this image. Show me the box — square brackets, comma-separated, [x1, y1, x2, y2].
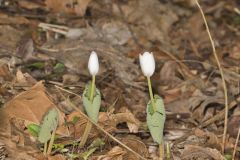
[159, 142, 164, 160]
[79, 121, 92, 148]
[43, 141, 47, 156]
[47, 128, 56, 155]
[79, 75, 95, 148]
[90, 75, 95, 102]
[147, 76, 156, 112]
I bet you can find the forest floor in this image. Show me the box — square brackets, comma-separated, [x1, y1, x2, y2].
[0, 0, 240, 159]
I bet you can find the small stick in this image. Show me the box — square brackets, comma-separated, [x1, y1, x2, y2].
[194, 0, 229, 153]
[232, 127, 240, 160]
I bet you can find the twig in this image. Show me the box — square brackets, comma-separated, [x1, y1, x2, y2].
[194, 0, 229, 153]
[55, 85, 148, 160]
[232, 127, 240, 160]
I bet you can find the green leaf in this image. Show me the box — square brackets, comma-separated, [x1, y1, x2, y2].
[89, 138, 105, 149]
[82, 84, 101, 123]
[27, 124, 40, 137]
[72, 116, 80, 124]
[38, 108, 59, 143]
[53, 63, 65, 73]
[146, 95, 166, 144]
[26, 62, 45, 69]
[80, 147, 97, 160]
[224, 154, 232, 160]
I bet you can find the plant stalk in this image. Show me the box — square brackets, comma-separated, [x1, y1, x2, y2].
[43, 141, 47, 156]
[79, 76, 95, 148]
[147, 76, 156, 112]
[159, 142, 164, 160]
[47, 128, 56, 155]
[90, 75, 95, 102]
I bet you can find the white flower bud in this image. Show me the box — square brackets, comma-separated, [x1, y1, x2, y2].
[88, 51, 99, 76]
[139, 52, 155, 77]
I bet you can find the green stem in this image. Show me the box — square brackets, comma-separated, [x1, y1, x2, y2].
[147, 76, 156, 112]
[80, 75, 95, 148]
[43, 141, 47, 156]
[90, 75, 95, 102]
[166, 142, 170, 160]
[79, 122, 92, 148]
[47, 128, 56, 155]
[159, 142, 164, 160]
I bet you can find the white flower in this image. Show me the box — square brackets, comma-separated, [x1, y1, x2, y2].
[139, 52, 155, 77]
[88, 51, 99, 76]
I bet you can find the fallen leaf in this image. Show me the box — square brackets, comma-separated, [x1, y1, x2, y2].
[15, 70, 37, 86]
[122, 137, 148, 159]
[45, 0, 91, 16]
[230, 45, 240, 60]
[4, 82, 54, 123]
[96, 146, 126, 160]
[0, 61, 11, 80]
[194, 129, 221, 150]
[4, 81, 68, 136]
[118, 107, 140, 133]
[181, 145, 224, 160]
[18, 0, 45, 10]
[0, 13, 30, 25]
[48, 154, 66, 160]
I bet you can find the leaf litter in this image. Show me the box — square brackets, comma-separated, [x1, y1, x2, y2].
[0, 0, 240, 159]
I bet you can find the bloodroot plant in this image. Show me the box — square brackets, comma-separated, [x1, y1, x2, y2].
[139, 52, 166, 159]
[79, 51, 101, 148]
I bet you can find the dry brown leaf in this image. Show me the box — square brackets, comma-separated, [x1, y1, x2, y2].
[0, 13, 30, 25]
[181, 145, 224, 160]
[118, 107, 140, 133]
[48, 154, 66, 160]
[66, 111, 87, 137]
[4, 81, 68, 136]
[45, 0, 91, 16]
[122, 137, 148, 160]
[15, 70, 37, 86]
[159, 61, 183, 87]
[0, 61, 11, 80]
[97, 146, 126, 160]
[4, 82, 54, 123]
[194, 129, 221, 150]
[230, 45, 240, 60]
[18, 1, 45, 10]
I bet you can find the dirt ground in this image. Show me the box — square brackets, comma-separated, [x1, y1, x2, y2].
[0, 0, 240, 159]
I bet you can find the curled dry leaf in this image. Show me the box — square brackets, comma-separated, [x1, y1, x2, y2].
[118, 107, 140, 133]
